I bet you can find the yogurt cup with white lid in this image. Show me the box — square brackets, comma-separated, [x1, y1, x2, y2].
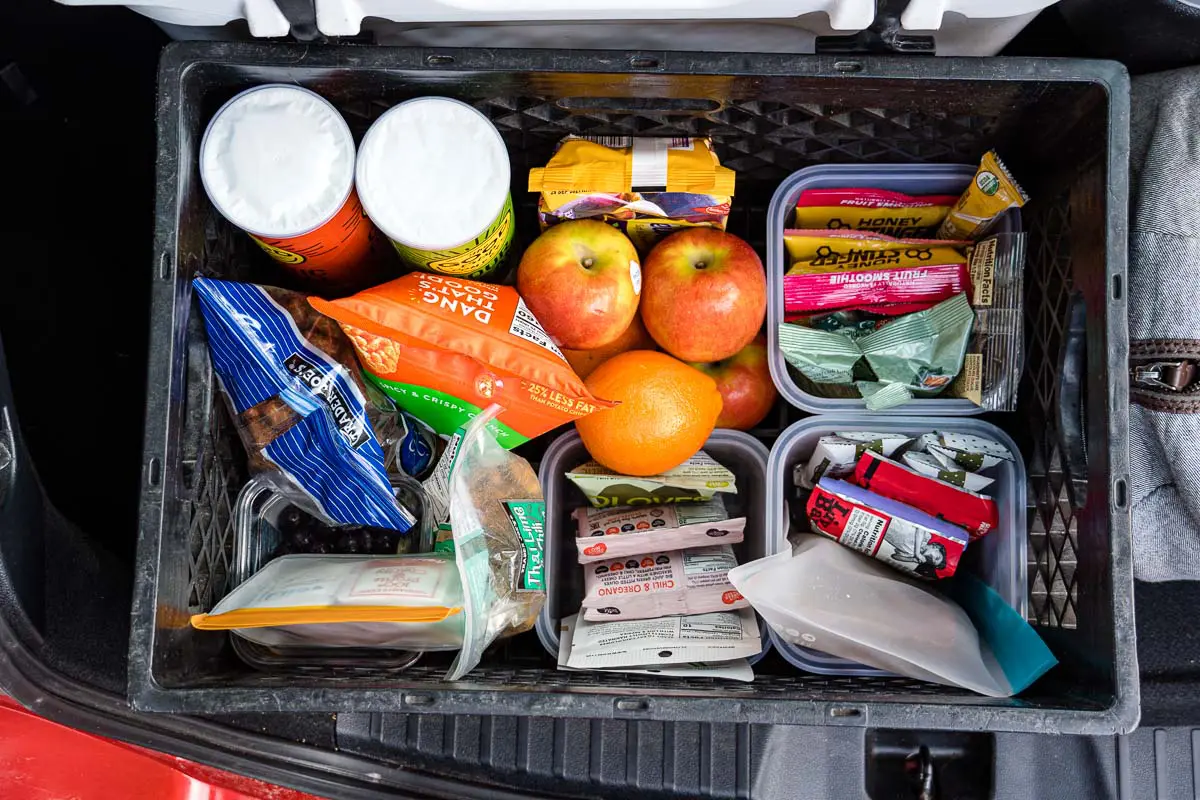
[355, 97, 514, 281]
[200, 84, 387, 291]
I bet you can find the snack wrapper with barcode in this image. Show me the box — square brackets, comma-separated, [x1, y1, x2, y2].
[528, 136, 736, 253]
[580, 544, 748, 621]
[806, 479, 968, 580]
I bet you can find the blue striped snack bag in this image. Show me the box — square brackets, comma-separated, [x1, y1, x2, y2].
[193, 277, 415, 532]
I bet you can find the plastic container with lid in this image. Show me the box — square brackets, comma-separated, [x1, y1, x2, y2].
[766, 162, 1022, 415]
[536, 429, 772, 667]
[200, 84, 389, 292]
[765, 414, 1028, 675]
[227, 475, 434, 673]
[356, 97, 514, 281]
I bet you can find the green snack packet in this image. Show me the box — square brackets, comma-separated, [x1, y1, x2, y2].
[855, 293, 975, 410]
[566, 451, 737, 508]
[777, 323, 862, 384]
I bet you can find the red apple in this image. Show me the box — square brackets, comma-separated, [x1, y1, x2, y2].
[517, 220, 642, 350]
[563, 313, 657, 380]
[641, 228, 766, 362]
[690, 334, 777, 431]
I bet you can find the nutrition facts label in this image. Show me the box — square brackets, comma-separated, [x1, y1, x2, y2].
[683, 547, 738, 585]
[509, 297, 565, 359]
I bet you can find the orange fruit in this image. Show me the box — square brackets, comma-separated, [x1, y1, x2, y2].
[576, 350, 723, 476]
[563, 313, 657, 381]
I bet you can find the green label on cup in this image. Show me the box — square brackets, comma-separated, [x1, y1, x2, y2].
[392, 194, 514, 280]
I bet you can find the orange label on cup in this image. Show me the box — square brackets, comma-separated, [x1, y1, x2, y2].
[250, 189, 387, 290]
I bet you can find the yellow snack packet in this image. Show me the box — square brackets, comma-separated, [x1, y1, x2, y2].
[936, 150, 1030, 240]
[529, 136, 735, 252]
[794, 188, 959, 238]
[783, 230, 969, 274]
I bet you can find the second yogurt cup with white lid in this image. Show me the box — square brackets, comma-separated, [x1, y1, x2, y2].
[356, 97, 514, 281]
[200, 84, 387, 291]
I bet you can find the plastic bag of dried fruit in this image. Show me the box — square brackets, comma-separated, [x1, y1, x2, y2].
[445, 404, 545, 680]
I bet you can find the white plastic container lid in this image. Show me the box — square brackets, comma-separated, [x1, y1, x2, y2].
[200, 84, 356, 239]
[355, 97, 511, 250]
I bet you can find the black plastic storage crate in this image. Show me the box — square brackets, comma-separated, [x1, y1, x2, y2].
[132, 42, 1136, 734]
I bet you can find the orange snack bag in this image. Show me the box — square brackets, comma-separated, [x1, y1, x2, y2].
[310, 273, 614, 448]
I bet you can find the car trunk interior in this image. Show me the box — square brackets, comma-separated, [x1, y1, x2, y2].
[1, 0, 1199, 796]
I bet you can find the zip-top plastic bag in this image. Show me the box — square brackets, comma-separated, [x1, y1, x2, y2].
[189, 553, 465, 649]
[446, 405, 546, 679]
[729, 535, 1056, 697]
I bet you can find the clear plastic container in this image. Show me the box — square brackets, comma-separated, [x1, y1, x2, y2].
[766, 163, 1021, 415]
[227, 476, 432, 672]
[765, 415, 1028, 675]
[536, 429, 773, 667]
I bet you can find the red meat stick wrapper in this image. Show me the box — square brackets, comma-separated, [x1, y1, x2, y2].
[782, 262, 971, 315]
[853, 450, 998, 541]
[806, 478, 968, 580]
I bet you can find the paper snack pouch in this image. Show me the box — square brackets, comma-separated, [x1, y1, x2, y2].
[807, 479, 968, 580]
[902, 451, 995, 492]
[795, 432, 914, 488]
[777, 322, 863, 384]
[563, 608, 761, 670]
[556, 614, 754, 680]
[565, 450, 737, 508]
[529, 136, 735, 253]
[854, 450, 998, 540]
[937, 150, 1030, 240]
[783, 230, 968, 275]
[310, 273, 614, 449]
[919, 431, 1015, 473]
[794, 188, 958, 238]
[580, 545, 747, 621]
[573, 498, 746, 563]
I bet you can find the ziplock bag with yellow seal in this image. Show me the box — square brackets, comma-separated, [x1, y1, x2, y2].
[445, 404, 546, 680]
[529, 136, 736, 253]
[189, 553, 466, 650]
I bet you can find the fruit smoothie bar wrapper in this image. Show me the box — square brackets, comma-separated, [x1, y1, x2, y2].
[795, 432, 914, 489]
[902, 451, 995, 492]
[937, 150, 1030, 241]
[807, 479, 968, 580]
[565, 450, 737, 508]
[783, 230, 968, 275]
[310, 272, 614, 449]
[563, 607, 761, 670]
[580, 544, 747, 621]
[573, 498, 746, 563]
[529, 136, 736, 253]
[794, 188, 959, 238]
[556, 614, 754, 681]
[782, 263, 971, 316]
[854, 450, 999, 541]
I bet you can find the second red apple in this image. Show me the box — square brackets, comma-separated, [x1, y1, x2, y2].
[641, 228, 766, 362]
